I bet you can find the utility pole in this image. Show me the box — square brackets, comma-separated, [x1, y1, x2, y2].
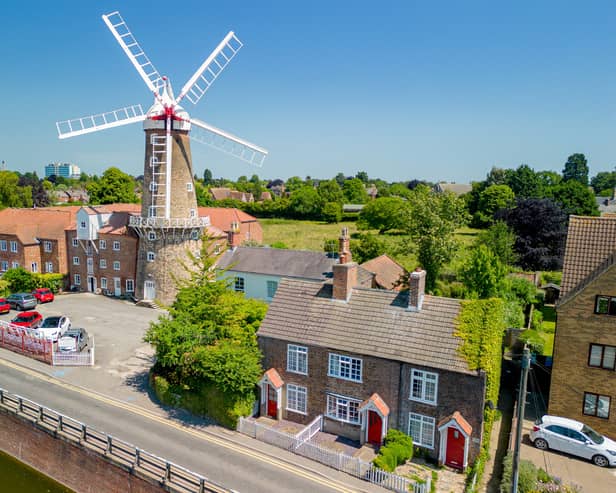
[511, 346, 531, 493]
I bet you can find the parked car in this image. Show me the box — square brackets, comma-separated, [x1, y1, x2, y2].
[58, 327, 88, 352]
[530, 415, 616, 467]
[10, 311, 43, 329]
[6, 293, 37, 311]
[32, 288, 54, 304]
[36, 315, 71, 342]
[0, 298, 10, 314]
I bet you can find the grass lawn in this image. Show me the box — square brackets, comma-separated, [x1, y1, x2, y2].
[540, 305, 556, 332]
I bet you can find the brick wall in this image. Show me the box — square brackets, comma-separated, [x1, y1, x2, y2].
[550, 263, 616, 437]
[0, 411, 164, 493]
[0, 234, 25, 271]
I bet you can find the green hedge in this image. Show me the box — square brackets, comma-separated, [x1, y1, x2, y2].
[373, 429, 414, 472]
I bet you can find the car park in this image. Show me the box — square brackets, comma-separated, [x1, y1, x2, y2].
[10, 311, 43, 329]
[36, 315, 71, 342]
[530, 415, 616, 467]
[6, 293, 37, 311]
[0, 298, 10, 314]
[32, 288, 54, 304]
[58, 327, 88, 352]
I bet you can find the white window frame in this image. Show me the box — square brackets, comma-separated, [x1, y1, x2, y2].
[80, 221, 86, 229]
[0, 240, 6, 251]
[267, 280, 278, 299]
[72, 238, 78, 247]
[186, 182, 193, 192]
[73, 256, 80, 265]
[31, 262, 38, 273]
[147, 251, 156, 262]
[234, 276, 245, 292]
[287, 344, 308, 375]
[148, 206, 157, 218]
[112, 241, 120, 251]
[74, 274, 81, 286]
[148, 231, 157, 241]
[410, 369, 438, 405]
[149, 182, 158, 192]
[46, 262, 53, 273]
[126, 279, 134, 292]
[113, 261, 120, 271]
[43, 241, 52, 252]
[326, 394, 360, 424]
[286, 384, 307, 414]
[408, 413, 435, 449]
[101, 277, 107, 290]
[328, 353, 362, 382]
[100, 259, 107, 269]
[190, 208, 196, 218]
[99, 239, 107, 250]
[1, 261, 8, 271]
[11, 261, 19, 269]
[10, 241, 17, 253]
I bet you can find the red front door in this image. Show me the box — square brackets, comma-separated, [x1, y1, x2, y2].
[267, 385, 277, 418]
[367, 411, 382, 445]
[445, 427, 465, 469]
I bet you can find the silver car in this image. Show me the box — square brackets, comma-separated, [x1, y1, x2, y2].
[58, 328, 88, 352]
[530, 415, 616, 467]
[6, 293, 37, 311]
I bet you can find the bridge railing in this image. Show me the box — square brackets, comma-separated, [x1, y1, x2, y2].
[0, 388, 233, 493]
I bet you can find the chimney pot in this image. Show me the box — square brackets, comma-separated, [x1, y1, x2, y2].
[338, 227, 352, 264]
[408, 268, 426, 311]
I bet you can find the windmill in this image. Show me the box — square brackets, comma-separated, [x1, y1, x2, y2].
[56, 11, 268, 303]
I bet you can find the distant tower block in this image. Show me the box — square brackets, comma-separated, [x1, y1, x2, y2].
[56, 10, 268, 305]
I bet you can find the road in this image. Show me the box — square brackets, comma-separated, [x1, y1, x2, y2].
[0, 357, 382, 493]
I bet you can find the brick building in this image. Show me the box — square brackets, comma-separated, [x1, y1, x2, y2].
[257, 256, 486, 469]
[198, 207, 263, 247]
[550, 216, 616, 436]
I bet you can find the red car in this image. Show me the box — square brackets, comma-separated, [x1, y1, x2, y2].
[0, 298, 10, 314]
[11, 311, 43, 329]
[32, 288, 54, 304]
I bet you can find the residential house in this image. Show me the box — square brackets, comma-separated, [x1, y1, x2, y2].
[51, 188, 89, 205]
[549, 215, 616, 436]
[433, 183, 472, 196]
[257, 260, 486, 469]
[360, 254, 407, 291]
[0, 208, 78, 276]
[209, 187, 254, 203]
[198, 207, 262, 247]
[266, 179, 286, 197]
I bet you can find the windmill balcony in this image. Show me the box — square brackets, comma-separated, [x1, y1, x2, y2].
[129, 216, 210, 229]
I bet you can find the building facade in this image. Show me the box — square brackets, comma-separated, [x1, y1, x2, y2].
[45, 162, 81, 180]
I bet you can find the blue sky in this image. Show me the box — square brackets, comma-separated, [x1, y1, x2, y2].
[2, 1, 616, 183]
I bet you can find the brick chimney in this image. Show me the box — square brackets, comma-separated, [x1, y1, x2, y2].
[338, 227, 352, 264]
[408, 268, 426, 311]
[228, 221, 241, 247]
[332, 262, 357, 302]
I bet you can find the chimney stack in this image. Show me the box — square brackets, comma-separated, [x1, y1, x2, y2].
[338, 227, 352, 264]
[332, 262, 357, 302]
[228, 221, 241, 247]
[408, 268, 426, 311]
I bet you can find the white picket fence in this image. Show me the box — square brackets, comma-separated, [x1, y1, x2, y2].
[238, 417, 429, 493]
[52, 338, 95, 366]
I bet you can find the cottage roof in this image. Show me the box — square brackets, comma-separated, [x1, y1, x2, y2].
[438, 411, 472, 436]
[198, 207, 258, 232]
[559, 215, 616, 304]
[0, 208, 75, 244]
[359, 393, 390, 417]
[258, 279, 472, 374]
[434, 183, 472, 195]
[361, 254, 407, 291]
[218, 247, 336, 280]
[98, 212, 132, 235]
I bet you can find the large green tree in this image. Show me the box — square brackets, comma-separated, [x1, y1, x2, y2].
[289, 186, 323, 218]
[546, 179, 599, 216]
[591, 170, 616, 195]
[357, 196, 408, 233]
[506, 164, 542, 198]
[317, 179, 344, 204]
[562, 153, 589, 185]
[460, 244, 506, 298]
[0, 171, 33, 209]
[474, 184, 515, 227]
[402, 185, 469, 291]
[343, 178, 369, 203]
[87, 167, 138, 204]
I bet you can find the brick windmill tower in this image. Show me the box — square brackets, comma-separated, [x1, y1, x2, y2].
[57, 11, 267, 304]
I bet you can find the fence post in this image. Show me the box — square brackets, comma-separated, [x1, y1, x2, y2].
[81, 424, 87, 441]
[38, 406, 44, 422]
[135, 448, 140, 468]
[58, 415, 63, 432]
[18, 397, 23, 413]
[199, 477, 205, 493]
[106, 435, 112, 454]
[0, 389, 4, 404]
[165, 461, 171, 482]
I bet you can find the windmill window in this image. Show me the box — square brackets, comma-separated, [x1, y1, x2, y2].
[186, 182, 193, 192]
[149, 182, 158, 192]
[148, 232, 156, 241]
[147, 252, 156, 262]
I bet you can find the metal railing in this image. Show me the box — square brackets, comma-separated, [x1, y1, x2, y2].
[0, 388, 232, 493]
[129, 216, 210, 229]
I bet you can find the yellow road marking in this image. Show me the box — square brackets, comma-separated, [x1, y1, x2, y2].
[0, 358, 358, 493]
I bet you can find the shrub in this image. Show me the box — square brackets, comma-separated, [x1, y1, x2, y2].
[373, 429, 413, 472]
[531, 309, 543, 330]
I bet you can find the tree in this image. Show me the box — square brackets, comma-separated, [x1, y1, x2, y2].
[460, 244, 506, 298]
[0, 171, 33, 209]
[496, 198, 567, 271]
[473, 184, 515, 227]
[355, 171, 369, 183]
[321, 202, 342, 223]
[562, 153, 589, 185]
[87, 167, 138, 204]
[334, 172, 347, 187]
[505, 164, 542, 198]
[342, 178, 369, 204]
[477, 221, 518, 266]
[402, 185, 469, 291]
[349, 233, 388, 264]
[317, 179, 344, 204]
[203, 168, 213, 185]
[285, 176, 304, 193]
[591, 170, 616, 195]
[18, 172, 50, 207]
[357, 197, 407, 233]
[545, 179, 599, 216]
[289, 186, 323, 218]
[2, 267, 36, 292]
[485, 167, 510, 186]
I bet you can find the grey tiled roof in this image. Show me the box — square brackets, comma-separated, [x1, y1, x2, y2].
[258, 278, 473, 375]
[217, 247, 337, 280]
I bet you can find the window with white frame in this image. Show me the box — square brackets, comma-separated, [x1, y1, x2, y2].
[100, 259, 107, 268]
[99, 239, 106, 249]
[149, 206, 157, 218]
[10, 241, 17, 253]
[73, 256, 80, 265]
[113, 261, 120, 271]
[186, 182, 193, 192]
[326, 394, 360, 424]
[72, 238, 78, 247]
[113, 241, 120, 251]
[410, 369, 438, 405]
[267, 280, 278, 299]
[190, 208, 196, 218]
[11, 262, 19, 269]
[80, 221, 86, 229]
[234, 277, 245, 292]
[0, 261, 8, 271]
[149, 182, 158, 192]
[147, 251, 156, 262]
[287, 345, 308, 374]
[408, 413, 435, 448]
[0, 240, 6, 251]
[45, 262, 53, 273]
[31, 262, 38, 273]
[286, 384, 307, 414]
[101, 278, 107, 290]
[328, 353, 362, 382]
[126, 279, 134, 292]
[43, 241, 52, 252]
[74, 274, 81, 286]
[148, 231, 156, 241]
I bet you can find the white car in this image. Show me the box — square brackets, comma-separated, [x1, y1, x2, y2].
[530, 415, 616, 467]
[36, 316, 71, 342]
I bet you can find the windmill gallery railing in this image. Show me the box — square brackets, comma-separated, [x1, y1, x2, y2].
[0, 389, 232, 493]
